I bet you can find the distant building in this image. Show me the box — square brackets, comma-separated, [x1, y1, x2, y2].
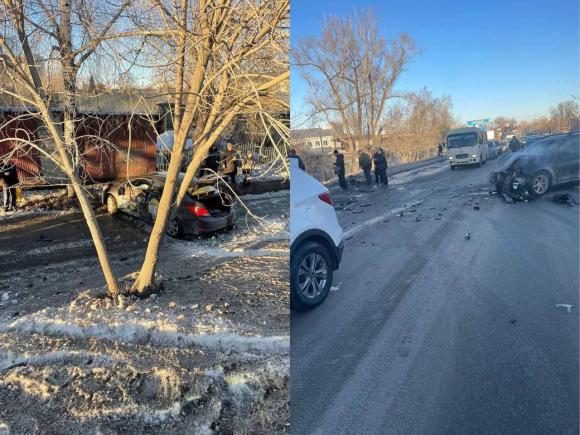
[290, 128, 341, 149]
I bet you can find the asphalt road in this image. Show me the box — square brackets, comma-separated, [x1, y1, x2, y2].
[291, 158, 579, 434]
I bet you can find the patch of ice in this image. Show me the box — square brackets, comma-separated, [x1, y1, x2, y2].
[26, 240, 94, 255]
[0, 350, 120, 370]
[3, 316, 289, 355]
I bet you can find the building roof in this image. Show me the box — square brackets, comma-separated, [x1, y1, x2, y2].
[290, 128, 335, 140]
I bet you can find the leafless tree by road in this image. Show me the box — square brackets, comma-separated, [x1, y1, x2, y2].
[0, 0, 134, 298]
[120, 0, 290, 295]
[293, 9, 419, 157]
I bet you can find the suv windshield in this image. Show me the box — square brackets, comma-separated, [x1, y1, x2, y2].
[447, 133, 477, 149]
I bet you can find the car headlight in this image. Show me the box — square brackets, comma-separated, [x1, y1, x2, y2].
[471, 154, 477, 158]
[449, 156, 453, 160]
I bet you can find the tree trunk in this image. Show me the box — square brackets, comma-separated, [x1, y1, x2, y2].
[56, 0, 118, 297]
[70, 174, 120, 298]
[131, 132, 186, 295]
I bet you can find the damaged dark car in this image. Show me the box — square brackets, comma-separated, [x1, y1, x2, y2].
[102, 172, 236, 238]
[490, 132, 579, 198]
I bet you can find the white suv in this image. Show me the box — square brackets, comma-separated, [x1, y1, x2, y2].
[290, 158, 344, 310]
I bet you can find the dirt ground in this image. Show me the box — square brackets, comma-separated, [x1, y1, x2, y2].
[0, 189, 289, 434]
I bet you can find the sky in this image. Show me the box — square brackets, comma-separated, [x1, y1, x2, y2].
[291, 0, 580, 127]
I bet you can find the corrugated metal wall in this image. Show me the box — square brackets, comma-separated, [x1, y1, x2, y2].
[78, 114, 157, 181]
[1, 111, 157, 184]
[0, 113, 43, 185]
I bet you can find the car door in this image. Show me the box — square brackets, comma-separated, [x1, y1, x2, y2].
[551, 136, 579, 184]
[560, 136, 580, 183]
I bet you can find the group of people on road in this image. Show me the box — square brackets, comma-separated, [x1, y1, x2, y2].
[0, 157, 19, 212]
[289, 146, 389, 191]
[356, 148, 389, 188]
[202, 143, 256, 188]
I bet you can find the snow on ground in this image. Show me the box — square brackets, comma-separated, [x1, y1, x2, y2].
[0, 187, 289, 434]
[249, 162, 289, 182]
[1, 291, 289, 355]
[168, 190, 289, 259]
[389, 161, 449, 186]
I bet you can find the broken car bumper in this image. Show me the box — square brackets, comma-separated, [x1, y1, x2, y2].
[490, 171, 532, 197]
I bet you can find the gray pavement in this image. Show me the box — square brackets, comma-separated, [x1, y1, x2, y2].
[291, 159, 579, 434]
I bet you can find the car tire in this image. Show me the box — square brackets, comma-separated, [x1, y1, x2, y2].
[478, 156, 482, 168]
[450, 165, 455, 170]
[531, 171, 551, 196]
[291, 241, 334, 311]
[106, 195, 118, 215]
[166, 217, 184, 238]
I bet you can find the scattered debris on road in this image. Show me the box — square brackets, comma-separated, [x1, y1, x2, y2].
[553, 193, 576, 207]
[556, 304, 574, 313]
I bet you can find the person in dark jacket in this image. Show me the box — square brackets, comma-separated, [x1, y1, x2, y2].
[358, 150, 372, 185]
[203, 145, 220, 174]
[289, 149, 305, 171]
[375, 148, 389, 186]
[220, 143, 238, 186]
[437, 143, 443, 157]
[333, 149, 347, 190]
[509, 136, 522, 152]
[1, 158, 18, 211]
[0, 162, 7, 211]
[372, 148, 381, 183]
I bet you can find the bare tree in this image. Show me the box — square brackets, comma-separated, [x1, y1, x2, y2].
[550, 100, 579, 132]
[0, 0, 132, 298]
[128, 0, 290, 295]
[294, 9, 419, 159]
[381, 88, 453, 163]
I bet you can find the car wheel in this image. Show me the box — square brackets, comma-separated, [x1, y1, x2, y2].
[166, 217, 183, 238]
[532, 171, 551, 196]
[450, 165, 455, 170]
[291, 241, 334, 311]
[477, 158, 482, 168]
[106, 195, 118, 215]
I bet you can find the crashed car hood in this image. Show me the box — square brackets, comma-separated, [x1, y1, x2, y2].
[493, 153, 522, 173]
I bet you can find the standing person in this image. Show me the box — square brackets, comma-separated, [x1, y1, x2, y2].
[203, 145, 220, 175]
[289, 149, 305, 171]
[0, 160, 7, 212]
[372, 148, 381, 184]
[333, 149, 347, 190]
[358, 150, 372, 185]
[376, 148, 389, 187]
[1, 158, 18, 211]
[220, 143, 238, 186]
[509, 136, 521, 153]
[241, 151, 255, 187]
[437, 143, 443, 157]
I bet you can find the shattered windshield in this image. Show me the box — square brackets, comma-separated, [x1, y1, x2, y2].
[447, 133, 477, 148]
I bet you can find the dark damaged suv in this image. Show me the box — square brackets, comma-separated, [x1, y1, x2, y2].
[490, 132, 579, 197]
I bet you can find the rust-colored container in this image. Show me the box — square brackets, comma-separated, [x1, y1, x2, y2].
[78, 113, 157, 181]
[0, 111, 43, 185]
